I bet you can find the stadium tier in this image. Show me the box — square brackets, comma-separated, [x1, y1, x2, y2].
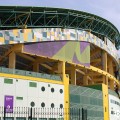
[0, 6, 120, 120]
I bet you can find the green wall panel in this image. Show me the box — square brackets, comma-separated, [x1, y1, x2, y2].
[86, 84, 102, 91]
[70, 85, 104, 120]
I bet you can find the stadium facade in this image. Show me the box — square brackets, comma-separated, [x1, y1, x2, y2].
[0, 6, 120, 120]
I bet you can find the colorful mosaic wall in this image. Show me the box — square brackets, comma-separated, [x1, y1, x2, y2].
[0, 28, 118, 63]
[23, 41, 90, 67]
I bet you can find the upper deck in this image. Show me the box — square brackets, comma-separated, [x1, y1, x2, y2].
[0, 6, 119, 48]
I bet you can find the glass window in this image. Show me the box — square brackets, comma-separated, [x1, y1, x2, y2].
[4, 78, 13, 84]
[60, 89, 63, 94]
[41, 87, 45, 92]
[51, 103, 55, 108]
[16, 97, 23, 100]
[29, 82, 37, 87]
[41, 102, 45, 107]
[51, 88, 54, 93]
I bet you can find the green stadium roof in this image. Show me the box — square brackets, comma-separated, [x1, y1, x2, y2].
[0, 6, 120, 48]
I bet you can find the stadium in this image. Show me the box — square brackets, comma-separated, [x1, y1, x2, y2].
[0, 6, 120, 120]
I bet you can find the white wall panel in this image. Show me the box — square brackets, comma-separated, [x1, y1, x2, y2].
[109, 95, 120, 120]
[3, 78, 15, 96]
[16, 79, 28, 97]
[27, 97, 39, 108]
[0, 76, 64, 109]
[38, 82, 49, 99]
[15, 97, 27, 107]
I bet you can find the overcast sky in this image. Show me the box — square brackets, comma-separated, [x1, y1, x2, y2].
[1, 0, 120, 32]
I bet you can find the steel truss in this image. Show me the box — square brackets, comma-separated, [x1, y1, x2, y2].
[0, 6, 119, 48]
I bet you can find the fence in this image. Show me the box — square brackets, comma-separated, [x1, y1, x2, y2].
[0, 107, 87, 120]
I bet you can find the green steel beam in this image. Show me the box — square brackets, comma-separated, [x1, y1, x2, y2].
[0, 6, 119, 48]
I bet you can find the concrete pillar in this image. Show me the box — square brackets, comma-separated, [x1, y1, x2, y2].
[108, 59, 114, 90]
[58, 61, 66, 81]
[102, 84, 109, 120]
[9, 51, 16, 69]
[83, 75, 88, 85]
[33, 62, 39, 72]
[102, 51, 108, 85]
[70, 67, 76, 85]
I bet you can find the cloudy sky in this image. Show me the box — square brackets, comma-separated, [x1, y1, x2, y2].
[1, 0, 120, 32]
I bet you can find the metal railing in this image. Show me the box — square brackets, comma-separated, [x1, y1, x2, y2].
[0, 107, 87, 120]
[0, 67, 62, 81]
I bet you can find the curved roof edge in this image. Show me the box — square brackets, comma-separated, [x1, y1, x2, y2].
[0, 6, 119, 48]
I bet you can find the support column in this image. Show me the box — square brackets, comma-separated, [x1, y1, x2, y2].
[83, 75, 88, 85]
[102, 51, 108, 85]
[108, 59, 114, 75]
[57, 61, 69, 120]
[9, 51, 16, 69]
[102, 84, 109, 120]
[109, 80, 114, 90]
[33, 62, 39, 72]
[102, 76, 108, 85]
[108, 59, 114, 90]
[58, 61, 66, 82]
[70, 66, 76, 85]
[64, 74, 69, 120]
[104, 37, 107, 45]
[102, 51, 107, 72]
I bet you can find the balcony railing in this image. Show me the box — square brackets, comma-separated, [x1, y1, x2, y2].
[0, 67, 62, 81]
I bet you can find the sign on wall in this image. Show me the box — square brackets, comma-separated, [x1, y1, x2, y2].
[109, 95, 120, 120]
[4, 95, 14, 113]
